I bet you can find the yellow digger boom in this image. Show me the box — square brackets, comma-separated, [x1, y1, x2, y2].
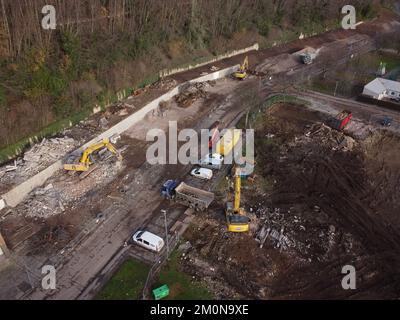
[63, 138, 122, 172]
[226, 167, 250, 232]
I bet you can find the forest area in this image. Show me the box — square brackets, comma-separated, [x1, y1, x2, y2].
[0, 0, 396, 162]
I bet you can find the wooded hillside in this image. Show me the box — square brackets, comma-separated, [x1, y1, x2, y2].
[0, 0, 396, 160]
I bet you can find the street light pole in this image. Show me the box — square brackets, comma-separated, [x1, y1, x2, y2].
[161, 209, 169, 256]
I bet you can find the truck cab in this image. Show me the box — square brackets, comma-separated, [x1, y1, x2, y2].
[161, 179, 179, 199]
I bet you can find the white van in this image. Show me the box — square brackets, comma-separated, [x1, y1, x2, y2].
[132, 230, 165, 252]
[190, 167, 213, 180]
[199, 153, 224, 170]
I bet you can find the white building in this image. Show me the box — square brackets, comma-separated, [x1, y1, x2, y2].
[363, 78, 400, 100]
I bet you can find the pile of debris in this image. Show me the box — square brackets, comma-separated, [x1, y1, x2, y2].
[133, 78, 178, 96]
[175, 82, 208, 108]
[150, 78, 177, 91]
[23, 137, 77, 169]
[21, 183, 67, 218]
[303, 123, 356, 151]
[0, 137, 78, 186]
[253, 207, 295, 251]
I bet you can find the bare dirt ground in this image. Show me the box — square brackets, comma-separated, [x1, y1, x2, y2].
[179, 102, 400, 299]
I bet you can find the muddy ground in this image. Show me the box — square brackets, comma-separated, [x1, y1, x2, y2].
[180, 102, 400, 299]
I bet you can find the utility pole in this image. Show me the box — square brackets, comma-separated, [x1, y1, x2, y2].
[334, 81, 339, 97]
[161, 210, 169, 256]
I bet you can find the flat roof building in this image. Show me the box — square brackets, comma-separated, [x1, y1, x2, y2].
[363, 78, 400, 100]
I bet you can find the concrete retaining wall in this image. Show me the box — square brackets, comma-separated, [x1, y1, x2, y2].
[0, 64, 240, 208]
[159, 43, 258, 78]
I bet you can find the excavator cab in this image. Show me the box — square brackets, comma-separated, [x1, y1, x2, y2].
[232, 56, 249, 80]
[226, 202, 250, 232]
[63, 138, 122, 177]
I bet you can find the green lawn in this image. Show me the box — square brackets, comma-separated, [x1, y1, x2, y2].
[152, 250, 213, 300]
[95, 259, 150, 300]
[95, 249, 212, 300]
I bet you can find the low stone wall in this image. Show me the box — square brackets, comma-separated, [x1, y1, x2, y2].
[0, 64, 240, 209]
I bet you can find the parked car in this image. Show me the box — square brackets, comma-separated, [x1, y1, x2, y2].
[190, 167, 213, 180]
[131, 230, 165, 252]
[199, 153, 224, 170]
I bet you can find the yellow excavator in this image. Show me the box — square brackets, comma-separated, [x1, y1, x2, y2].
[226, 167, 250, 232]
[63, 138, 122, 175]
[232, 56, 249, 80]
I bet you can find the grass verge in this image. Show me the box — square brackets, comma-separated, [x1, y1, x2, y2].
[152, 249, 212, 300]
[95, 259, 150, 300]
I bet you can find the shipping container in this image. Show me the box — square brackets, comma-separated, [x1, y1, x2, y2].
[330, 110, 352, 131]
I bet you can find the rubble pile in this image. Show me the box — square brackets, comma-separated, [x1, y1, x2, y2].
[302, 122, 356, 151]
[23, 137, 77, 168]
[253, 206, 296, 251]
[150, 78, 177, 91]
[175, 82, 209, 108]
[133, 78, 177, 96]
[0, 137, 78, 187]
[22, 184, 67, 218]
[18, 157, 122, 218]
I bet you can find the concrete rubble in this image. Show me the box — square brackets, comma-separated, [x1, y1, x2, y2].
[175, 82, 209, 108]
[254, 207, 294, 251]
[23, 183, 67, 218]
[17, 156, 122, 219]
[0, 136, 78, 188]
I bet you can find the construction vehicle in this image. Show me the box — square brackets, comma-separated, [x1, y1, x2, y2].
[161, 180, 214, 211]
[232, 56, 249, 80]
[329, 110, 352, 131]
[63, 138, 122, 175]
[226, 168, 250, 232]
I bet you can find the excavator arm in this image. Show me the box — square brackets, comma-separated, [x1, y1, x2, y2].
[64, 138, 122, 172]
[233, 170, 241, 213]
[226, 167, 250, 232]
